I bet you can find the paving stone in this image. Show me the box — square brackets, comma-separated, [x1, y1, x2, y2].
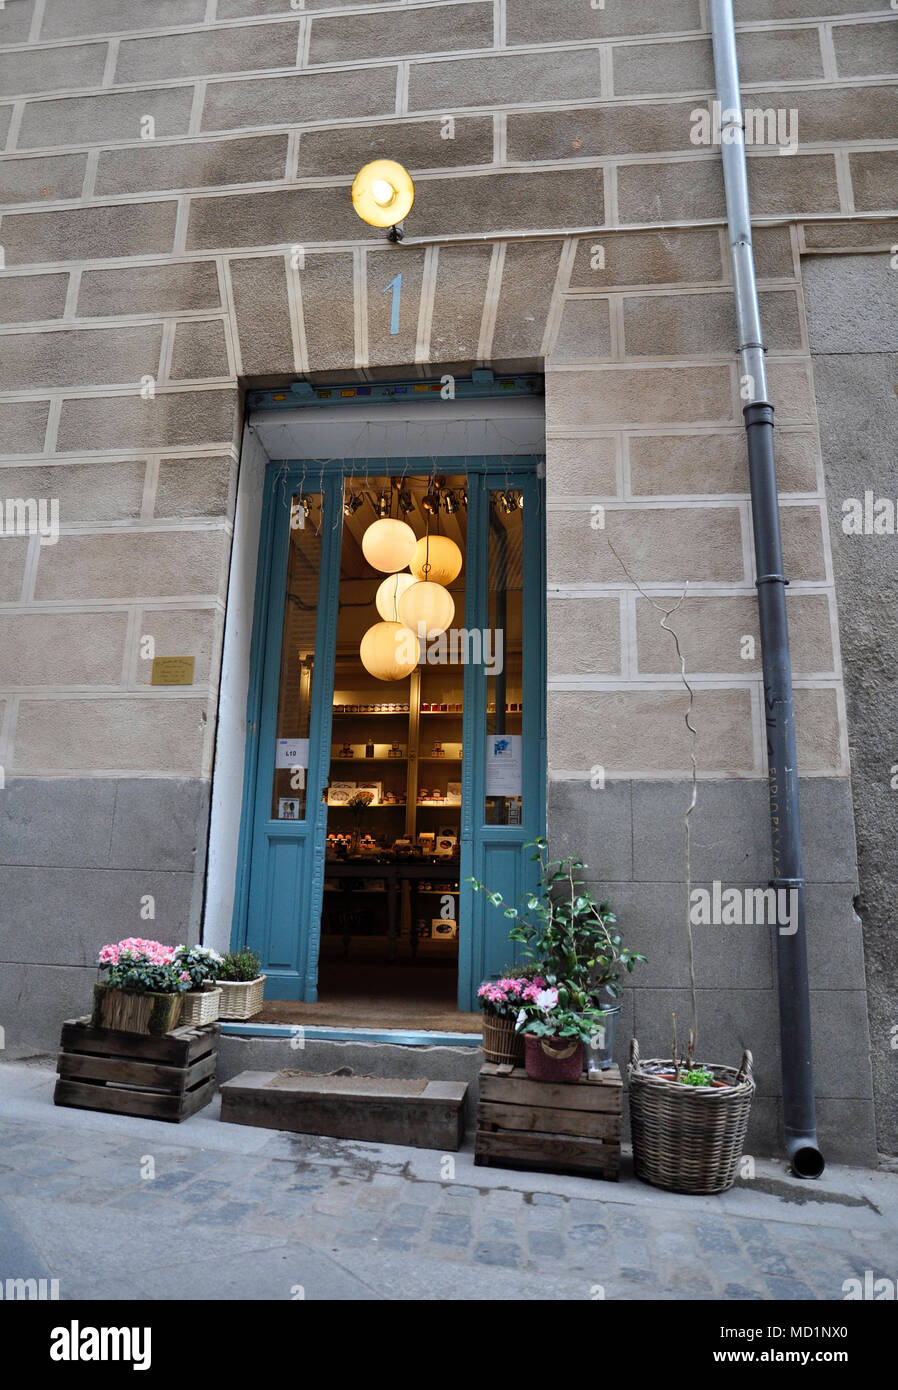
[473, 1241, 521, 1268]
[430, 1215, 472, 1247]
[527, 1231, 564, 1258]
[724, 1283, 767, 1299]
[568, 1223, 610, 1245]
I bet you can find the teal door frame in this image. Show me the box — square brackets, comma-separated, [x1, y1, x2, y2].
[232, 456, 546, 1010]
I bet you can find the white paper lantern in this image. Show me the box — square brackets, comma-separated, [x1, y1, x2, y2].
[375, 571, 416, 622]
[359, 621, 419, 682]
[398, 581, 455, 638]
[410, 534, 462, 585]
[362, 518, 417, 574]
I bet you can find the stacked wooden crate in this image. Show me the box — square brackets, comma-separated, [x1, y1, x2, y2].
[474, 1063, 622, 1180]
[54, 1017, 219, 1122]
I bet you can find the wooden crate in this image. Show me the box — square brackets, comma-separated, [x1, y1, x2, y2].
[475, 1062, 622, 1180]
[54, 1017, 219, 1123]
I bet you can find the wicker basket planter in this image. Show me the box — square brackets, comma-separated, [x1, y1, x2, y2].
[481, 1013, 525, 1066]
[180, 986, 222, 1027]
[90, 983, 183, 1036]
[628, 1039, 755, 1195]
[524, 1035, 584, 1083]
[214, 975, 266, 1021]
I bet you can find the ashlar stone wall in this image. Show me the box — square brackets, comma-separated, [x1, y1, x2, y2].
[0, 0, 895, 1157]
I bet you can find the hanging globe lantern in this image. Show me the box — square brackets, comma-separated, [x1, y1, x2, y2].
[410, 534, 462, 585]
[398, 580, 455, 638]
[361, 518, 417, 574]
[359, 621, 419, 682]
[375, 571, 416, 622]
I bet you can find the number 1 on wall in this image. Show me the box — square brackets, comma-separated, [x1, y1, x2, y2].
[384, 274, 401, 335]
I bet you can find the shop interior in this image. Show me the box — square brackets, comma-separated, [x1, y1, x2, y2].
[258, 470, 524, 1031]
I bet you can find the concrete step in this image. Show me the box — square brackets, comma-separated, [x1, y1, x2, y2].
[218, 1031, 481, 1124]
[220, 1069, 468, 1150]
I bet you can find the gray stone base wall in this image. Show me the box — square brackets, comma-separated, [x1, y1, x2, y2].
[548, 776, 877, 1166]
[0, 776, 210, 1058]
[804, 252, 898, 1162]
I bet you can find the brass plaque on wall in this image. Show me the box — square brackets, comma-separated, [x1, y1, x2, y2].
[151, 656, 196, 686]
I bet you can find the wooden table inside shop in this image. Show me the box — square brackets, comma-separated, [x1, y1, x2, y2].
[323, 858, 459, 958]
[475, 1062, 622, 1180]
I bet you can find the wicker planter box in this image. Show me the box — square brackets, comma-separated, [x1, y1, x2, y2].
[628, 1039, 755, 1195]
[481, 1013, 525, 1066]
[90, 983, 183, 1036]
[214, 975, 266, 1021]
[181, 986, 222, 1026]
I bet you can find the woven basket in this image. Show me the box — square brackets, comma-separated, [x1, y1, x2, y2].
[180, 986, 221, 1026]
[481, 1013, 525, 1066]
[214, 975, 266, 1021]
[628, 1039, 755, 1195]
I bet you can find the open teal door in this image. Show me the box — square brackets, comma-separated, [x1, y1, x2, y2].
[233, 466, 342, 1000]
[458, 465, 546, 1008]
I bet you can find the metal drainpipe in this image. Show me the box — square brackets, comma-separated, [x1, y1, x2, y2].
[710, 0, 825, 1178]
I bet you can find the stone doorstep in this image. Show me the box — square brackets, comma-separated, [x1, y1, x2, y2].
[219, 1069, 468, 1152]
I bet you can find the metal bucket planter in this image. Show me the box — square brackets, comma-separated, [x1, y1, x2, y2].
[91, 983, 183, 1036]
[586, 1003, 621, 1072]
[481, 1013, 525, 1066]
[628, 1040, 755, 1194]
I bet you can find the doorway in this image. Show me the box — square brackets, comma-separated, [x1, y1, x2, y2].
[231, 420, 545, 1022]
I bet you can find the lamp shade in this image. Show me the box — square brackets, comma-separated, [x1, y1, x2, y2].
[410, 534, 463, 585]
[375, 571, 416, 622]
[361, 517, 417, 574]
[398, 581, 455, 638]
[359, 621, 418, 682]
[351, 160, 415, 229]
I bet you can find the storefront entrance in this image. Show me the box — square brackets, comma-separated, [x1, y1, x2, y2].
[231, 394, 546, 1019]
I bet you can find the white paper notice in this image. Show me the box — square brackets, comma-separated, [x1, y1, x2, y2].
[485, 733, 522, 796]
[276, 738, 309, 770]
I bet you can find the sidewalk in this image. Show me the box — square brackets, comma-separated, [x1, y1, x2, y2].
[1, 1061, 895, 1302]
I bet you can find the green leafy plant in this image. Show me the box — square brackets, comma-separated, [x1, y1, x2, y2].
[681, 1067, 715, 1088]
[514, 981, 607, 1045]
[172, 944, 223, 991]
[216, 949, 262, 983]
[468, 839, 645, 999]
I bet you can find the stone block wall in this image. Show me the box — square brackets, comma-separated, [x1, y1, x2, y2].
[0, 0, 894, 1158]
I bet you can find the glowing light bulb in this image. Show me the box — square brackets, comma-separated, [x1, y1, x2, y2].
[371, 179, 395, 207]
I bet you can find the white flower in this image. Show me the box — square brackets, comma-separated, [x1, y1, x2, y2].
[535, 988, 559, 1012]
[516, 1008, 527, 1030]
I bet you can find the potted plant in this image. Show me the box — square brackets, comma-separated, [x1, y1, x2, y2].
[213, 949, 267, 1021]
[629, 1037, 755, 1194]
[514, 981, 609, 1083]
[469, 839, 646, 1073]
[346, 790, 374, 854]
[173, 945, 224, 1025]
[93, 937, 189, 1035]
[477, 974, 546, 1066]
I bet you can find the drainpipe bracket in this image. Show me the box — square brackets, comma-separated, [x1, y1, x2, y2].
[756, 573, 789, 587]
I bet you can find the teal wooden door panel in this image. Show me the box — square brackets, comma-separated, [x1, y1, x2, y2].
[235, 466, 342, 1001]
[458, 465, 546, 1010]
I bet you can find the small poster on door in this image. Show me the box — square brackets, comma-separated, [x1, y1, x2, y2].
[276, 737, 309, 769]
[278, 798, 301, 821]
[485, 734, 522, 796]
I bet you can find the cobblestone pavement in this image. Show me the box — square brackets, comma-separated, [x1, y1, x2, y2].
[1, 1063, 896, 1301]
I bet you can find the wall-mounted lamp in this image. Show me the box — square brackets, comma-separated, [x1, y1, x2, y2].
[351, 159, 415, 243]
